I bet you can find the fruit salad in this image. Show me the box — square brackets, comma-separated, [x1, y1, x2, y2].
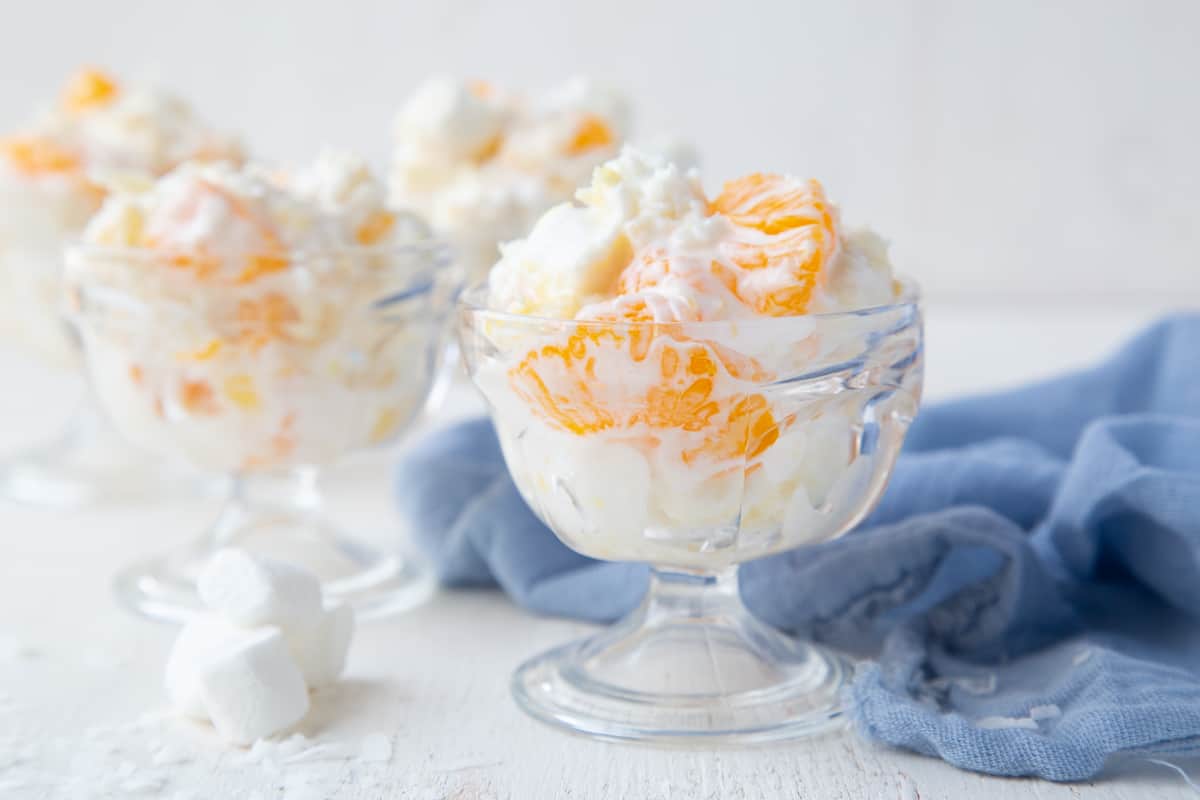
[466, 149, 919, 566]
[66, 153, 450, 472]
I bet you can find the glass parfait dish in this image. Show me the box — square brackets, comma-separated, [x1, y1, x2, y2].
[66, 240, 459, 622]
[458, 282, 923, 743]
[0, 70, 242, 507]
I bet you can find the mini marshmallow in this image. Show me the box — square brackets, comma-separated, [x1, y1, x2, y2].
[198, 628, 310, 745]
[284, 600, 355, 688]
[197, 548, 322, 630]
[165, 616, 274, 719]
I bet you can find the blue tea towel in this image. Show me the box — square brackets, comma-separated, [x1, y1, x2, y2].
[396, 316, 1200, 781]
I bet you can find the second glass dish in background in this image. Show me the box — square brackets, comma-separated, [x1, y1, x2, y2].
[66, 241, 460, 622]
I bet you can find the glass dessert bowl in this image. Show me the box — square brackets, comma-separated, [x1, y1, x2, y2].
[67, 240, 456, 622]
[457, 145, 924, 742]
[0, 68, 241, 507]
[64, 152, 456, 622]
[460, 284, 923, 742]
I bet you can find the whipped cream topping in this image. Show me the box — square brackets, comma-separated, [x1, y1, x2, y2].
[69, 154, 446, 472]
[390, 76, 644, 281]
[83, 151, 413, 274]
[489, 147, 896, 321]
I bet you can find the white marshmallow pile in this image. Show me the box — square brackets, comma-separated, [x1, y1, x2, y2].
[165, 548, 355, 745]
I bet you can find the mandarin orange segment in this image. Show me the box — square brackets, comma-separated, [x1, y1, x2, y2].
[235, 252, 290, 284]
[270, 412, 296, 459]
[636, 377, 719, 433]
[707, 174, 840, 316]
[473, 133, 504, 164]
[510, 323, 782, 466]
[234, 292, 300, 350]
[512, 328, 623, 435]
[354, 210, 396, 245]
[0, 136, 80, 175]
[240, 412, 296, 470]
[61, 69, 119, 112]
[711, 174, 835, 236]
[178, 338, 223, 361]
[707, 339, 772, 383]
[151, 248, 221, 280]
[566, 114, 614, 155]
[370, 406, 402, 443]
[467, 80, 494, 99]
[149, 180, 285, 284]
[682, 394, 779, 465]
[615, 250, 671, 296]
[180, 379, 219, 415]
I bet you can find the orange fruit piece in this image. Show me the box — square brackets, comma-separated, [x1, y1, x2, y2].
[0, 136, 80, 175]
[178, 338, 223, 362]
[708, 174, 839, 316]
[235, 253, 290, 284]
[234, 292, 300, 350]
[566, 114, 614, 155]
[509, 320, 782, 466]
[467, 80, 494, 99]
[145, 179, 287, 284]
[180, 379, 219, 415]
[681, 394, 780, 465]
[241, 412, 296, 470]
[61, 68, 119, 112]
[511, 327, 624, 436]
[355, 210, 396, 246]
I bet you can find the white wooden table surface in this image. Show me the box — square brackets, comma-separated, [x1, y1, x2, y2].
[2, 301, 1198, 800]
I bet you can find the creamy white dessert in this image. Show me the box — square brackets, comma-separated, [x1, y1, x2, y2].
[390, 77, 690, 282]
[470, 149, 916, 566]
[0, 69, 241, 363]
[67, 153, 446, 473]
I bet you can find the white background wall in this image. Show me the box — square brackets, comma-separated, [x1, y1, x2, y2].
[1, 0, 1196, 305]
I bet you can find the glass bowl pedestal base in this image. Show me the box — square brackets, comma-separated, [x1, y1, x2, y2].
[513, 567, 850, 744]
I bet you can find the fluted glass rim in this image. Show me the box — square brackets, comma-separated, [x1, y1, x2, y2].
[457, 276, 921, 331]
[64, 238, 456, 269]
[63, 238, 461, 316]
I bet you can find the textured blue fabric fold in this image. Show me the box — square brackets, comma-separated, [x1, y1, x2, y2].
[395, 315, 1200, 780]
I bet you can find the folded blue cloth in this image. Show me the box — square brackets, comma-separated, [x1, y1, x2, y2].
[396, 315, 1200, 781]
